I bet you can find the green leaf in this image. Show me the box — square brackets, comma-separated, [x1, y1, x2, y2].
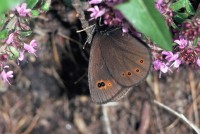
[116, 0, 172, 51]
[193, 38, 198, 46]
[41, 0, 51, 11]
[7, 46, 20, 60]
[27, 0, 39, 9]
[0, 0, 24, 15]
[170, 0, 184, 11]
[170, 21, 178, 29]
[184, 0, 195, 15]
[5, 16, 18, 32]
[0, 14, 6, 27]
[0, 30, 8, 40]
[173, 12, 190, 23]
[21, 30, 32, 36]
[170, 0, 195, 15]
[31, 10, 40, 17]
[173, 13, 190, 23]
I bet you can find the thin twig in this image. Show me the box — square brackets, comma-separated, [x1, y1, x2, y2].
[154, 100, 200, 134]
[165, 119, 179, 131]
[102, 105, 112, 134]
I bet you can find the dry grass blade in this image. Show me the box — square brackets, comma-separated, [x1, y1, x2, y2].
[138, 101, 150, 134]
[74, 113, 89, 134]
[153, 73, 160, 101]
[51, 34, 62, 69]
[154, 100, 200, 134]
[102, 105, 112, 134]
[189, 69, 199, 126]
[21, 115, 39, 134]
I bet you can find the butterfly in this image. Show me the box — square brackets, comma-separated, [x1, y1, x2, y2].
[88, 27, 151, 104]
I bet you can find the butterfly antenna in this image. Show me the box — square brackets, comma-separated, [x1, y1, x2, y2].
[83, 24, 96, 49]
[98, 17, 104, 26]
[76, 24, 96, 33]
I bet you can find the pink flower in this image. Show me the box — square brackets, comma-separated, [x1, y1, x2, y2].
[174, 36, 188, 49]
[197, 59, 200, 67]
[153, 60, 162, 70]
[172, 59, 181, 68]
[160, 64, 169, 73]
[162, 51, 179, 62]
[87, 6, 105, 19]
[155, 0, 164, 13]
[18, 50, 25, 61]
[198, 41, 200, 46]
[153, 60, 169, 73]
[16, 3, 31, 17]
[24, 40, 37, 56]
[6, 33, 14, 44]
[1, 67, 13, 85]
[89, 0, 102, 4]
[156, 0, 164, 5]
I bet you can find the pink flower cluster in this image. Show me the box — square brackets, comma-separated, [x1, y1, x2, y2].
[16, 3, 31, 17]
[1, 32, 38, 84]
[153, 36, 200, 77]
[153, 0, 200, 76]
[155, 0, 173, 23]
[0, 3, 37, 84]
[6, 32, 38, 61]
[87, 0, 129, 32]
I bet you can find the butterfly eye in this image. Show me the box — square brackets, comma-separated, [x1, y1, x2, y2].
[97, 81, 105, 88]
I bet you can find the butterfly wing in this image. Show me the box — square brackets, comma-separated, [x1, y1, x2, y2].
[100, 29, 151, 87]
[88, 35, 132, 104]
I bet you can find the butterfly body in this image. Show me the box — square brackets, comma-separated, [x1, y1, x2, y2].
[88, 28, 151, 104]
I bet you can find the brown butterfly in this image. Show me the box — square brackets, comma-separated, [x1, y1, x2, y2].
[88, 28, 151, 104]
